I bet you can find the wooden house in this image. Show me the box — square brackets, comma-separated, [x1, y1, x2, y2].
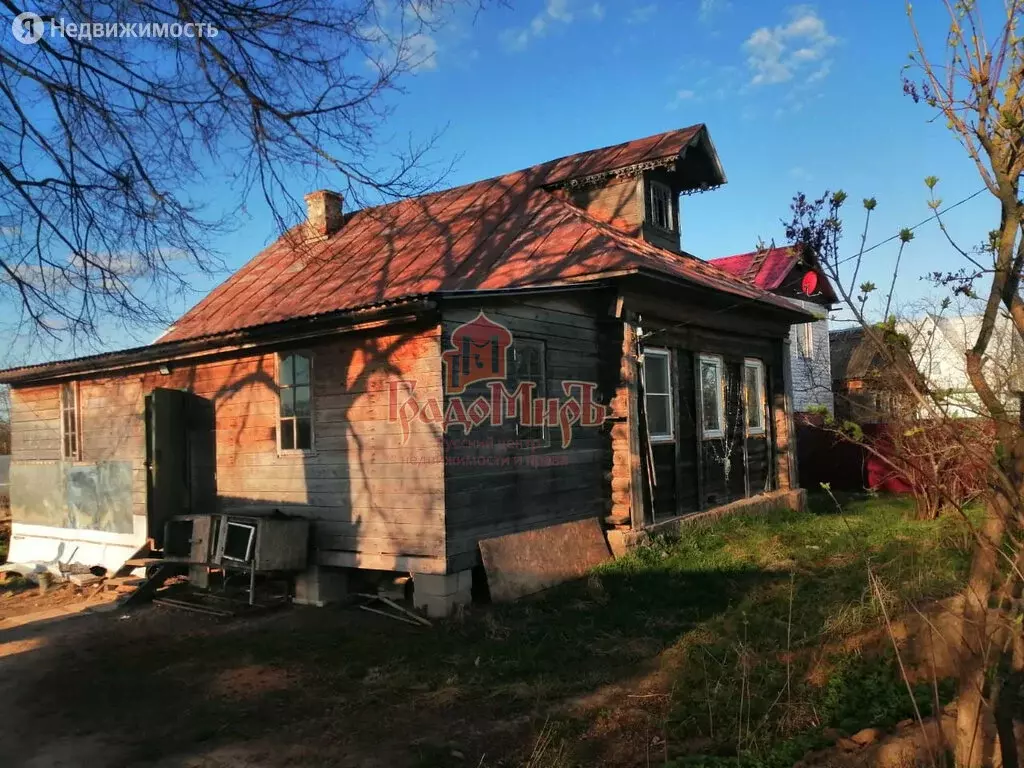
[0, 125, 813, 615]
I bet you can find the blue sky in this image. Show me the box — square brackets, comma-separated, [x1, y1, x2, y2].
[5, 0, 999, 365]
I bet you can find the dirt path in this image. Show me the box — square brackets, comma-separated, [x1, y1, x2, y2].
[0, 603, 589, 768]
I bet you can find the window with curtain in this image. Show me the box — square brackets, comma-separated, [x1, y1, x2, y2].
[744, 359, 766, 434]
[278, 352, 313, 451]
[643, 348, 673, 441]
[797, 323, 814, 359]
[699, 354, 725, 439]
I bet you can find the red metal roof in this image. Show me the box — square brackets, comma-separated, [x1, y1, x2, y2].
[710, 247, 799, 291]
[149, 125, 798, 343]
[710, 246, 837, 305]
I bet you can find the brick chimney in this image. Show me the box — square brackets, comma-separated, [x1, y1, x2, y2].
[304, 189, 344, 239]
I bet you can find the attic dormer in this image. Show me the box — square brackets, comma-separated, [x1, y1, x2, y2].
[548, 124, 726, 254]
[641, 169, 682, 252]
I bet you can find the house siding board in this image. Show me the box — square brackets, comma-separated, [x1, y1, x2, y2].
[11, 386, 62, 460]
[9, 323, 447, 566]
[788, 297, 834, 414]
[571, 178, 641, 234]
[441, 294, 611, 571]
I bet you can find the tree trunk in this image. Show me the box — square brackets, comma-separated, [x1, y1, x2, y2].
[956, 496, 1007, 767]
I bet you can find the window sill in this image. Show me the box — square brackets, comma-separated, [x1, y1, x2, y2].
[645, 223, 678, 236]
[746, 428, 766, 437]
[277, 448, 317, 458]
[701, 431, 725, 440]
[649, 435, 675, 444]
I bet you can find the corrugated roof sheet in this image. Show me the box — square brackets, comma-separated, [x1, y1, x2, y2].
[1, 124, 813, 382]
[161, 124, 796, 343]
[709, 247, 800, 292]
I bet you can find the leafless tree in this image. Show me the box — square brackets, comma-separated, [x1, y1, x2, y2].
[779, 2, 1024, 763]
[0, 0, 481, 343]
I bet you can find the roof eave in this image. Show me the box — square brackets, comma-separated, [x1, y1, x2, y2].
[0, 297, 436, 385]
[544, 125, 726, 194]
[628, 267, 818, 322]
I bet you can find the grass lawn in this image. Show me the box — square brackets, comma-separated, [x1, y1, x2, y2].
[4, 493, 975, 767]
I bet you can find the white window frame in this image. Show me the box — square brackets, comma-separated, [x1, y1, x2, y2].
[60, 380, 81, 460]
[276, 351, 315, 454]
[698, 354, 726, 440]
[647, 180, 675, 232]
[642, 347, 674, 443]
[797, 323, 814, 360]
[743, 358, 766, 436]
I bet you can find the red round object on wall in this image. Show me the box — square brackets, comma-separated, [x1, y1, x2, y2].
[801, 271, 819, 295]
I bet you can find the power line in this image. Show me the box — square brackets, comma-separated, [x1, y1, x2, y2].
[641, 187, 990, 343]
[837, 187, 987, 266]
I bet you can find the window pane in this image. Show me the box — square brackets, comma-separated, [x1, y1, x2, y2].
[295, 385, 311, 417]
[279, 355, 294, 387]
[280, 418, 295, 450]
[745, 365, 763, 428]
[280, 388, 295, 418]
[294, 354, 310, 386]
[514, 341, 545, 399]
[296, 418, 312, 450]
[515, 343, 542, 381]
[798, 324, 813, 358]
[646, 394, 670, 437]
[644, 353, 669, 395]
[701, 361, 721, 433]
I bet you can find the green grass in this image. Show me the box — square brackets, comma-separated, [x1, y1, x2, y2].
[25, 493, 976, 767]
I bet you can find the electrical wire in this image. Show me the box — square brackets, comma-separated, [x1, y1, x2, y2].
[836, 188, 987, 266]
[641, 187, 990, 342]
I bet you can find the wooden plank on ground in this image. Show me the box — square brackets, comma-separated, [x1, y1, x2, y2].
[478, 518, 612, 602]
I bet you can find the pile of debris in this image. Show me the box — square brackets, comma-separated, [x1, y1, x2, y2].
[0, 559, 109, 590]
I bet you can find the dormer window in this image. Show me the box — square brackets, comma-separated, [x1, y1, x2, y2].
[647, 180, 675, 231]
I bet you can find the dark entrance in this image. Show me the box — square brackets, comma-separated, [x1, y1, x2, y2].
[145, 388, 216, 547]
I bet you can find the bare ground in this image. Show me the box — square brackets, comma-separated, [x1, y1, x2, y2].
[0, 600, 671, 768]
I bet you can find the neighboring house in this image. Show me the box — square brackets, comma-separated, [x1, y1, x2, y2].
[0, 124, 813, 615]
[901, 312, 1022, 417]
[710, 246, 837, 415]
[830, 326, 908, 424]
[831, 312, 1022, 422]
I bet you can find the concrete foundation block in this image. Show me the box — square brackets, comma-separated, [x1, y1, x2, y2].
[294, 564, 350, 607]
[606, 488, 808, 557]
[189, 565, 211, 590]
[412, 570, 472, 617]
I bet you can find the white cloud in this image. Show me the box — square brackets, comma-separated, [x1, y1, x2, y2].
[502, 0, 579, 50]
[743, 6, 835, 86]
[403, 32, 438, 72]
[699, 0, 728, 21]
[666, 88, 697, 110]
[591, 3, 606, 20]
[628, 4, 657, 24]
